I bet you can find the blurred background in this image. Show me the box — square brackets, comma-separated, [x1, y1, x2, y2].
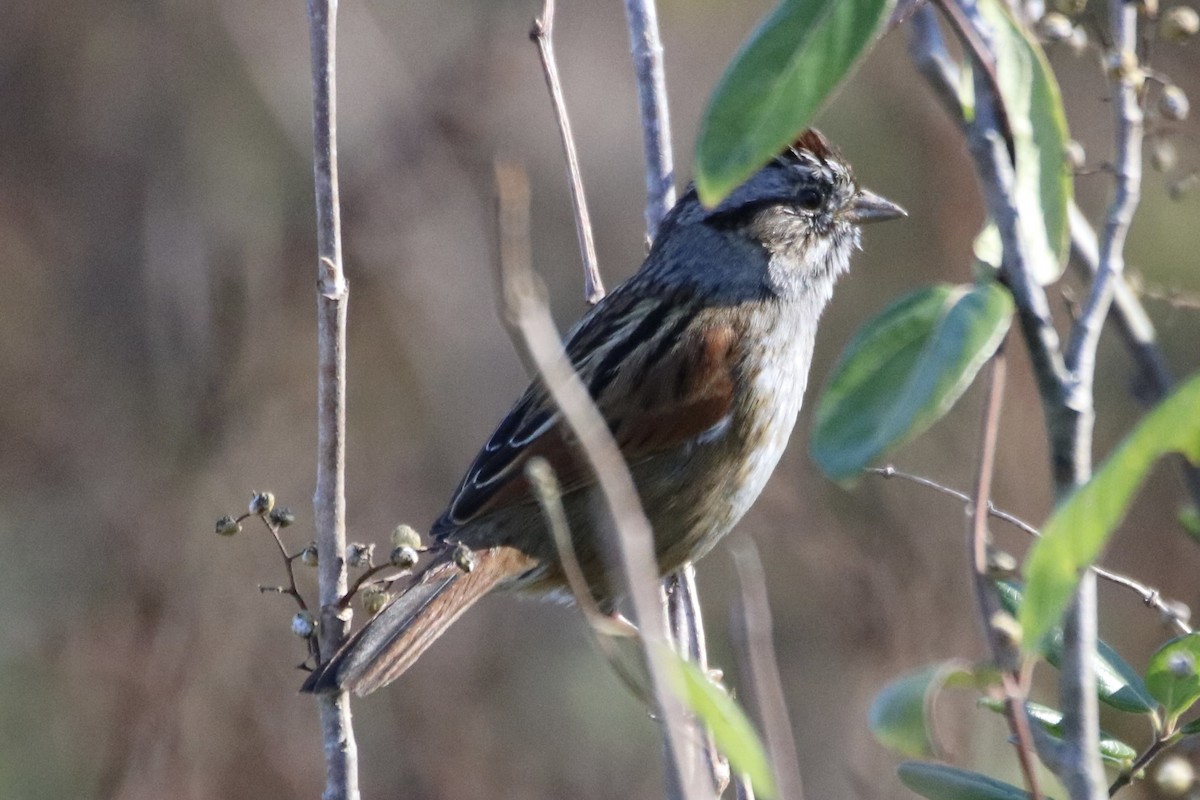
[2, 1, 1199, 798]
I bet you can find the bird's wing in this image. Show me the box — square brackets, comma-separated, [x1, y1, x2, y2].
[433, 286, 741, 535]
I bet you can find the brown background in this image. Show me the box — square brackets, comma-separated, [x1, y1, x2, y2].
[2, 1, 1199, 798]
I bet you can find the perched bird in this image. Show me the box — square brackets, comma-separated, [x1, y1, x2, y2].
[303, 129, 904, 696]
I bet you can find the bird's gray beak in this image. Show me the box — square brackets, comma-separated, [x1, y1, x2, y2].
[845, 189, 906, 224]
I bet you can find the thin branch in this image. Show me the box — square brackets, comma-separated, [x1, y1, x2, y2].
[1109, 732, 1177, 796]
[1056, 5, 1146, 797]
[1067, 206, 1200, 511]
[730, 543, 806, 800]
[306, 0, 358, 797]
[618, 5, 717, 795]
[965, 345, 1042, 800]
[911, 6, 1075, 484]
[622, 0, 676, 242]
[1064, 4, 1144, 383]
[869, 466, 1193, 635]
[530, 0, 605, 305]
[493, 161, 707, 800]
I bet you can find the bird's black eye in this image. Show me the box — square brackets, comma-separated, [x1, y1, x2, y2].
[795, 187, 823, 211]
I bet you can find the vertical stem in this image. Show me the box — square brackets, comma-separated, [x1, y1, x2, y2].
[1054, 4, 1143, 798]
[307, 1, 358, 798]
[623, 0, 676, 242]
[620, 3, 719, 795]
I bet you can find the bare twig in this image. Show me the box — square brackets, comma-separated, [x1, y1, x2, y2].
[526, 456, 653, 705]
[617, 5, 720, 793]
[1064, 5, 1144, 387]
[966, 345, 1043, 799]
[730, 543, 805, 800]
[1109, 732, 1177, 796]
[910, 11, 1106, 795]
[622, 0, 676, 242]
[1055, 11, 1146, 795]
[530, 0, 605, 305]
[494, 161, 707, 800]
[1068, 206, 1200, 511]
[870, 465, 1194, 634]
[306, 0, 358, 797]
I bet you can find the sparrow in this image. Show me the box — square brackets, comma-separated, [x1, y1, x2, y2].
[303, 129, 904, 696]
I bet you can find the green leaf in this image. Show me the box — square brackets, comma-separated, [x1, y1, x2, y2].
[1181, 715, 1200, 736]
[668, 653, 776, 798]
[811, 282, 1013, 481]
[897, 762, 1042, 800]
[694, 0, 895, 206]
[1020, 373, 1200, 653]
[869, 661, 975, 757]
[976, 0, 1072, 284]
[977, 697, 1137, 768]
[1147, 633, 1200, 722]
[993, 581, 1155, 714]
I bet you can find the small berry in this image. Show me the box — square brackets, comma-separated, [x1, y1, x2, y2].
[361, 585, 390, 616]
[390, 545, 419, 570]
[1053, 0, 1087, 13]
[1152, 139, 1178, 172]
[989, 611, 1022, 650]
[1067, 25, 1089, 54]
[1065, 139, 1086, 170]
[1040, 12, 1074, 42]
[215, 515, 242, 537]
[1155, 755, 1194, 796]
[249, 491, 275, 516]
[985, 548, 1019, 578]
[1167, 650, 1196, 679]
[347, 542, 375, 569]
[1161, 6, 1200, 42]
[1160, 85, 1190, 121]
[299, 543, 319, 567]
[292, 610, 318, 638]
[269, 506, 295, 528]
[390, 524, 422, 550]
[453, 543, 476, 573]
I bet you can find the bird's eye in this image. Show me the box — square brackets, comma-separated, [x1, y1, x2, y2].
[795, 188, 823, 211]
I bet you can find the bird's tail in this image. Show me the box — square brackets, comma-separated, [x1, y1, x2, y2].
[300, 544, 539, 696]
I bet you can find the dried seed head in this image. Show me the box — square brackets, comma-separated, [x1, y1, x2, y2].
[452, 543, 476, 573]
[1151, 139, 1178, 172]
[390, 524, 422, 550]
[215, 515, 242, 537]
[299, 543, 319, 567]
[1065, 139, 1086, 170]
[347, 542, 375, 569]
[989, 611, 1023, 650]
[1067, 25, 1089, 54]
[1160, 85, 1191, 121]
[390, 545, 419, 570]
[1040, 12, 1075, 42]
[1161, 6, 1200, 42]
[269, 506, 295, 528]
[985, 547, 1020, 579]
[1053, 0, 1087, 13]
[292, 610, 318, 638]
[249, 491, 275, 517]
[361, 585, 390, 616]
